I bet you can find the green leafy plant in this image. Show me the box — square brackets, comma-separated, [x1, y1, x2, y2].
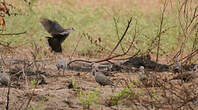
[72, 75, 78, 90]
[106, 82, 142, 106]
[30, 79, 36, 88]
[78, 89, 100, 109]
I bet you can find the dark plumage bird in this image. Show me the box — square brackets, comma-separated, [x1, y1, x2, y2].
[91, 63, 114, 86]
[40, 18, 74, 53]
[171, 65, 198, 82]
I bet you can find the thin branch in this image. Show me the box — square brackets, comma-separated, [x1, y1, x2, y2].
[0, 31, 27, 36]
[70, 33, 83, 60]
[113, 17, 125, 53]
[108, 17, 132, 57]
[68, 21, 138, 66]
[156, 0, 168, 64]
[68, 37, 136, 65]
[5, 82, 11, 110]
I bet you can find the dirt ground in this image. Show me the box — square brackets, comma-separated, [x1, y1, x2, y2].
[0, 56, 141, 110]
[0, 0, 198, 110]
[1, 52, 196, 110]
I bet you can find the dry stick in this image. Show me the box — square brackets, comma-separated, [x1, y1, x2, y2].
[84, 32, 114, 54]
[68, 18, 137, 66]
[177, 1, 197, 61]
[68, 34, 137, 66]
[177, 0, 189, 59]
[112, 49, 140, 61]
[155, 0, 167, 64]
[108, 17, 132, 57]
[5, 82, 11, 110]
[146, 26, 175, 55]
[0, 42, 12, 50]
[192, 29, 198, 50]
[70, 33, 83, 60]
[24, 44, 39, 109]
[83, 33, 107, 56]
[182, 49, 198, 63]
[113, 17, 125, 54]
[186, 6, 198, 31]
[0, 31, 27, 36]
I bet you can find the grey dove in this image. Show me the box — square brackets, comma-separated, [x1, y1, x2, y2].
[91, 63, 114, 86]
[172, 57, 182, 73]
[138, 66, 147, 81]
[171, 65, 198, 82]
[138, 66, 157, 87]
[56, 59, 67, 75]
[91, 63, 113, 76]
[40, 18, 74, 53]
[0, 72, 10, 86]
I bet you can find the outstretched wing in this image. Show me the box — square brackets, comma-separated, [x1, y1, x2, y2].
[47, 37, 62, 53]
[40, 18, 65, 36]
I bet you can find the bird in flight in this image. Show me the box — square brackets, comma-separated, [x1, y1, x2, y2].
[40, 18, 74, 53]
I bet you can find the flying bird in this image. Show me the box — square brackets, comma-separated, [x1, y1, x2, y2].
[40, 18, 74, 53]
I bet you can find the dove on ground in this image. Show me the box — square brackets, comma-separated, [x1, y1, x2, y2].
[56, 59, 67, 75]
[138, 66, 158, 87]
[0, 72, 10, 86]
[91, 63, 114, 86]
[138, 66, 147, 81]
[171, 65, 198, 82]
[172, 57, 182, 73]
[91, 63, 113, 76]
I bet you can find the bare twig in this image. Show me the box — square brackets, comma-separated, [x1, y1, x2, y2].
[68, 21, 138, 66]
[0, 31, 27, 36]
[70, 33, 84, 60]
[5, 82, 11, 110]
[108, 17, 133, 57]
[156, 0, 168, 64]
[113, 17, 125, 54]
